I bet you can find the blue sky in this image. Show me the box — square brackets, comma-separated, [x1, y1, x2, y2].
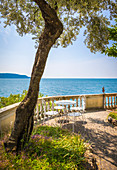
[0, 24, 117, 78]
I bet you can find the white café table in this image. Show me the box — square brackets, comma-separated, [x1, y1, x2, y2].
[54, 100, 76, 124]
[54, 100, 76, 113]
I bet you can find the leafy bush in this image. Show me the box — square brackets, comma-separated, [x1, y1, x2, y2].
[0, 126, 87, 169]
[108, 111, 117, 120]
[0, 91, 44, 108]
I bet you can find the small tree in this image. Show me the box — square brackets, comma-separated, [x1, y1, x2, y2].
[0, 0, 117, 152]
[105, 19, 117, 57]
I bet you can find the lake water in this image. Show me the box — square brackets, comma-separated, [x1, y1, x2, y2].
[0, 78, 117, 97]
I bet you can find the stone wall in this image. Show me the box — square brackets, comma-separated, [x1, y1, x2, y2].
[0, 103, 19, 136]
[85, 94, 104, 110]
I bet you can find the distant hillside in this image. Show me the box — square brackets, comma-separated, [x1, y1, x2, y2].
[0, 73, 30, 79]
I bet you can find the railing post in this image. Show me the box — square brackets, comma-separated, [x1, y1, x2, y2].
[103, 93, 105, 109]
[52, 100, 54, 111]
[83, 95, 86, 111]
[115, 96, 117, 107]
[40, 102, 43, 118]
[36, 104, 39, 119]
[80, 96, 82, 107]
[76, 98, 78, 107]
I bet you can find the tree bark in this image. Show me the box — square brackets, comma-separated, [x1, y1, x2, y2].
[4, 0, 63, 153]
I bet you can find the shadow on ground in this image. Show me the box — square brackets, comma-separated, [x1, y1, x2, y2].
[62, 119, 117, 169]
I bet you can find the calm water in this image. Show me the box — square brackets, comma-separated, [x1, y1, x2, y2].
[0, 78, 117, 97]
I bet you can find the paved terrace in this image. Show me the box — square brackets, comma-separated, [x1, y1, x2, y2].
[43, 110, 117, 170]
[0, 93, 117, 169]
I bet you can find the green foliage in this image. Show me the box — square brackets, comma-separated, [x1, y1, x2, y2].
[0, 91, 44, 108]
[0, 90, 27, 108]
[0, 0, 117, 52]
[108, 111, 117, 120]
[105, 44, 117, 57]
[0, 126, 87, 169]
[104, 19, 117, 57]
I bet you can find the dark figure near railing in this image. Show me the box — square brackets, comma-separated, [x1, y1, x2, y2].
[102, 87, 105, 93]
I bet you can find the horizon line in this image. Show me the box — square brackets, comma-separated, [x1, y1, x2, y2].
[42, 77, 117, 79]
[0, 73, 117, 79]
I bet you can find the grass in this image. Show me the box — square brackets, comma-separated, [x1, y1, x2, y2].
[0, 125, 87, 169]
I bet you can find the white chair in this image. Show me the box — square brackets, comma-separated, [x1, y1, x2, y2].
[68, 96, 86, 132]
[54, 105, 65, 114]
[68, 112, 82, 132]
[70, 106, 84, 112]
[54, 105, 65, 124]
[70, 96, 86, 113]
[42, 100, 59, 123]
[54, 105, 65, 110]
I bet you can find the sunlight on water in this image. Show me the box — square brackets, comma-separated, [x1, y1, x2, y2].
[0, 78, 117, 97]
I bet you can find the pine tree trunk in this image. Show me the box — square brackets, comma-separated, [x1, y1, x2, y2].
[4, 0, 63, 153]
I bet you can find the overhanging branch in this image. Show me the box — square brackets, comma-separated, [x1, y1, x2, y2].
[33, 0, 60, 26]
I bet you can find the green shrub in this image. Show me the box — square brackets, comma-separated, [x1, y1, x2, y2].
[108, 111, 117, 120]
[0, 91, 45, 109]
[0, 126, 87, 169]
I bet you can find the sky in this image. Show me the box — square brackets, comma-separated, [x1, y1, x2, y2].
[0, 24, 117, 78]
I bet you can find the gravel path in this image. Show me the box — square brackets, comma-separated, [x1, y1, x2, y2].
[46, 110, 117, 170]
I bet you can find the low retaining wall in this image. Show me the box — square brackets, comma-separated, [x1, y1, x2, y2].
[85, 94, 104, 110]
[0, 103, 20, 135]
[0, 93, 117, 135]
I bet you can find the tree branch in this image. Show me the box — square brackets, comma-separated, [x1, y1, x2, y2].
[33, 0, 61, 26]
[54, 2, 58, 11]
[34, 9, 39, 22]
